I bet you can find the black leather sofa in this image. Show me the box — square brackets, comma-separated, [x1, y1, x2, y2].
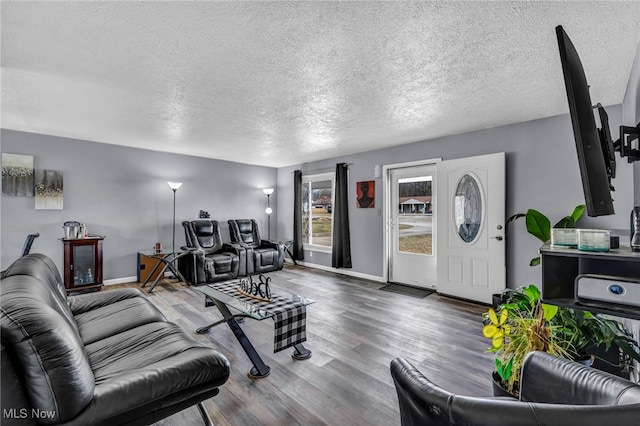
[179, 220, 246, 285]
[390, 351, 640, 426]
[228, 219, 285, 274]
[1, 253, 230, 425]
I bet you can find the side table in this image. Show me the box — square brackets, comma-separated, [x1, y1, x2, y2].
[138, 249, 192, 293]
[280, 240, 298, 265]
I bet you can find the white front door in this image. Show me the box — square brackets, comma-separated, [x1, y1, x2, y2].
[436, 152, 506, 303]
[389, 164, 437, 288]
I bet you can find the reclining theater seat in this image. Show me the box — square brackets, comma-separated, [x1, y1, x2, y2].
[179, 220, 245, 285]
[228, 219, 285, 274]
[1, 253, 230, 426]
[390, 351, 640, 426]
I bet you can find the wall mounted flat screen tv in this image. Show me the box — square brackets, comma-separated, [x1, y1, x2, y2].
[556, 25, 615, 217]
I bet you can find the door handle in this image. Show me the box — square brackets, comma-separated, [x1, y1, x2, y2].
[491, 236, 503, 241]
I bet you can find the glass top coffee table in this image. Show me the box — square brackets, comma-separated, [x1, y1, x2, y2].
[195, 280, 315, 379]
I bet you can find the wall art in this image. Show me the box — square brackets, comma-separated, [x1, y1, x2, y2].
[356, 180, 375, 208]
[35, 169, 64, 210]
[2, 153, 34, 196]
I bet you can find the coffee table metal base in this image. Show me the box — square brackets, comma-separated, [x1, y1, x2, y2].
[197, 298, 271, 379]
[292, 343, 312, 360]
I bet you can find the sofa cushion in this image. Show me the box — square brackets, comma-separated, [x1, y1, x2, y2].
[205, 253, 234, 275]
[2, 254, 76, 333]
[229, 219, 260, 247]
[190, 220, 224, 254]
[70, 321, 230, 424]
[2, 253, 66, 298]
[1, 275, 95, 424]
[73, 295, 167, 345]
[68, 287, 149, 315]
[86, 321, 229, 384]
[255, 248, 275, 267]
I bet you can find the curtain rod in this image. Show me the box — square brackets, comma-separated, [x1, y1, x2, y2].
[291, 163, 353, 175]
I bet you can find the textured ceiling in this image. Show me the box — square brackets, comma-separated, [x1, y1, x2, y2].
[2, 1, 640, 167]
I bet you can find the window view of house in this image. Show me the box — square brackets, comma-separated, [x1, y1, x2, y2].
[302, 174, 334, 248]
[397, 176, 433, 255]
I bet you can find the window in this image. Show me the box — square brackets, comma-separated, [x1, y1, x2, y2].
[302, 173, 334, 250]
[397, 175, 434, 255]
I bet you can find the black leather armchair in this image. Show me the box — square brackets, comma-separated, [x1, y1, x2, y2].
[228, 219, 285, 274]
[179, 220, 246, 285]
[390, 351, 640, 426]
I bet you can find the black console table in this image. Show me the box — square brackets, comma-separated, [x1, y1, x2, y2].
[540, 244, 640, 320]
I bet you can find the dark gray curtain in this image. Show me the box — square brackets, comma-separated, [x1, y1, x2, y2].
[332, 163, 352, 268]
[292, 170, 304, 261]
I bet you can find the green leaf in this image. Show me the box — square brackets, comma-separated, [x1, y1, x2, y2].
[553, 205, 585, 228]
[524, 285, 540, 305]
[504, 358, 513, 380]
[525, 209, 551, 242]
[553, 217, 575, 228]
[530, 257, 541, 267]
[615, 338, 640, 364]
[500, 303, 520, 311]
[496, 357, 513, 382]
[569, 205, 585, 224]
[505, 213, 525, 233]
[542, 303, 558, 321]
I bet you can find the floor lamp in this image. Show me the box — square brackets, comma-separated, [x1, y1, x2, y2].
[263, 188, 274, 240]
[167, 181, 183, 253]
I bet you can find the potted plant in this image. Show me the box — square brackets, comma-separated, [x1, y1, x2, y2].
[553, 308, 640, 373]
[483, 284, 640, 397]
[482, 285, 571, 396]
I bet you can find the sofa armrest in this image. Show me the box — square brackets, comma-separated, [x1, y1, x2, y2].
[222, 242, 243, 255]
[189, 250, 207, 285]
[68, 288, 147, 315]
[519, 351, 640, 405]
[261, 240, 285, 269]
[260, 239, 279, 249]
[223, 243, 247, 277]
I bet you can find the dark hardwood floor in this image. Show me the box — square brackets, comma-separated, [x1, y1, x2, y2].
[110, 264, 495, 425]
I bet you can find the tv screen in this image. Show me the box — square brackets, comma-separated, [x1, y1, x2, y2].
[556, 25, 615, 217]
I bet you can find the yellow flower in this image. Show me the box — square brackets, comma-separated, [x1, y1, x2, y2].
[482, 308, 510, 349]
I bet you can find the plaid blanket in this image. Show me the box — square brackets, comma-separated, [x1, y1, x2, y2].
[206, 281, 307, 353]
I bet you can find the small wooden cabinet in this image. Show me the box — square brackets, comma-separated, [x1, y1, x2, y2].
[63, 236, 104, 294]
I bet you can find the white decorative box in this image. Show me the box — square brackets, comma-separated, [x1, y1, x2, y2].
[551, 228, 578, 248]
[577, 229, 611, 252]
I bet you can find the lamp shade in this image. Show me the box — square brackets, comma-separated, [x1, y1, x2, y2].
[263, 188, 274, 195]
[167, 181, 183, 191]
[265, 207, 273, 215]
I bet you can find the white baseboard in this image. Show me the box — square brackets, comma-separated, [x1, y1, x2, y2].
[285, 259, 385, 283]
[104, 276, 138, 286]
[104, 272, 173, 286]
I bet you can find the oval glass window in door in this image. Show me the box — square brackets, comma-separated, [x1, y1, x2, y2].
[453, 174, 482, 243]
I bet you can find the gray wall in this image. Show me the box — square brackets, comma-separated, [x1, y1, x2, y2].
[0, 129, 277, 280]
[276, 105, 636, 288]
